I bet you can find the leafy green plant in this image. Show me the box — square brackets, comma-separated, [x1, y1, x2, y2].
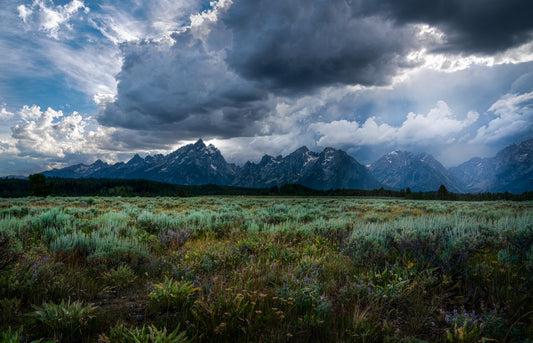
[0, 327, 24, 343]
[99, 323, 191, 343]
[102, 264, 138, 291]
[0, 326, 57, 343]
[26, 299, 97, 342]
[149, 278, 199, 311]
[191, 290, 257, 339]
[0, 196, 532, 342]
[446, 318, 482, 342]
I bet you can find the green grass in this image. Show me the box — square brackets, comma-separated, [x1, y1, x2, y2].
[0, 197, 531, 342]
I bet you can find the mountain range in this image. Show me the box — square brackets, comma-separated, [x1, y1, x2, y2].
[41, 138, 533, 194]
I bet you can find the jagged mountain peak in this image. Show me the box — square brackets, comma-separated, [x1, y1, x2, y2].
[259, 154, 275, 164]
[41, 141, 379, 190]
[371, 150, 461, 192]
[91, 159, 108, 167]
[91, 159, 107, 166]
[293, 146, 310, 154]
[39, 138, 532, 193]
[127, 154, 145, 164]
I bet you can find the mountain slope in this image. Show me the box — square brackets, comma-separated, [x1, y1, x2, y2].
[43, 160, 109, 178]
[450, 139, 533, 193]
[42, 140, 380, 190]
[40, 138, 533, 193]
[370, 150, 463, 192]
[234, 146, 380, 190]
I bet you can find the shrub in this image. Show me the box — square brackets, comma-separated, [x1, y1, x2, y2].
[158, 230, 190, 249]
[49, 228, 149, 268]
[0, 327, 24, 343]
[102, 264, 137, 291]
[99, 323, 190, 343]
[26, 299, 97, 342]
[149, 278, 199, 311]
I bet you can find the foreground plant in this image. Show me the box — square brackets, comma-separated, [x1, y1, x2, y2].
[26, 299, 97, 342]
[99, 323, 191, 343]
[0, 326, 57, 343]
[149, 277, 199, 312]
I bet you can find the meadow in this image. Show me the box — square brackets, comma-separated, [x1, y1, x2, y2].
[0, 196, 531, 342]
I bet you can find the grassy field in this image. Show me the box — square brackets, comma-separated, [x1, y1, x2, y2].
[0, 196, 532, 342]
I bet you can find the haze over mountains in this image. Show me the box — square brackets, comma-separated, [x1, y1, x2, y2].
[42, 138, 533, 194]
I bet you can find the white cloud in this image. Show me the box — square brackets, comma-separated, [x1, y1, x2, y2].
[394, 26, 533, 85]
[189, 0, 233, 43]
[311, 100, 478, 147]
[311, 118, 394, 147]
[1, 102, 170, 175]
[17, 5, 33, 24]
[41, 40, 121, 101]
[89, 0, 202, 45]
[487, 90, 533, 115]
[9, 105, 105, 158]
[20, 0, 87, 40]
[473, 91, 533, 143]
[87, 6, 146, 44]
[396, 101, 478, 141]
[0, 107, 14, 120]
[18, 105, 43, 121]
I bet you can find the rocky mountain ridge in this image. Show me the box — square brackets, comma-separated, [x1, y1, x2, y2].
[43, 139, 380, 190]
[42, 138, 533, 193]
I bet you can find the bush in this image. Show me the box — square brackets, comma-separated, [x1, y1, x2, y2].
[49, 228, 149, 268]
[158, 230, 190, 250]
[102, 264, 137, 291]
[0, 327, 24, 343]
[26, 299, 97, 342]
[99, 323, 190, 343]
[149, 278, 199, 312]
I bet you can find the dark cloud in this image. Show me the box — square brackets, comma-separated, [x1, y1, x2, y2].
[98, 20, 273, 141]
[370, 0, 533, 54]
[98, 0, 533, 147]
[224, 0, 421, 93]
[225, 0, 533, 93]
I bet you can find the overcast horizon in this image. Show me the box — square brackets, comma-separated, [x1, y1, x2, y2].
[1, 0, 532, 176]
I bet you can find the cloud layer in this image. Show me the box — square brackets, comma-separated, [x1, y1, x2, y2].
[1, 0, 532, 175]
[99, 0, 533, 145]
[311, 101, 479, 147]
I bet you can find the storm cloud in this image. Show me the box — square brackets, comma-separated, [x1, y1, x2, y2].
[224, 0, 422, 93]
[99, 0, 533, 145]
[99, 1, 277, 139]
[224, 0, 533, 92]
[4, 0, 528, 175]
[370, 0, 533, 54]
[98, 0, 424, 140]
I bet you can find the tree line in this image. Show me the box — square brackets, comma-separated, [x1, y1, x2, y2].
[0, 175, 531, 200]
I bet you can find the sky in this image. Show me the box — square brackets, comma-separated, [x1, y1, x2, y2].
[1, 0, 532, 176]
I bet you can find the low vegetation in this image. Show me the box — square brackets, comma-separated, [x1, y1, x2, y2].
[0, 196, 531, 342]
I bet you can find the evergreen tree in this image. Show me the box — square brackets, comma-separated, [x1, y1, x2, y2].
[29, 174, 51, 196]
[437, 184, 449, 200]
